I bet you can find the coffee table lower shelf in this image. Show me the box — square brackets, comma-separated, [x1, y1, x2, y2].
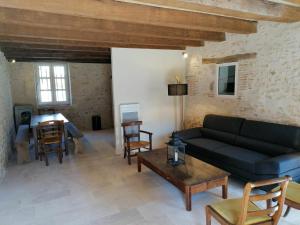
[137, 154, 229, 211]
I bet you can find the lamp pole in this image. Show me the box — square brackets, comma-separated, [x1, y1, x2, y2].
[180, 95, 184, 130]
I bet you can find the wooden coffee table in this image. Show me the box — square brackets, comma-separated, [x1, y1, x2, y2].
[137, 149, 230, 211]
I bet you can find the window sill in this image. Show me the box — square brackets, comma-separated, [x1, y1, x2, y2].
[216, 94, 237, 98]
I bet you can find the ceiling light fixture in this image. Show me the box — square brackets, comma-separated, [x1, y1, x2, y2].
[182, 52, 188, 59]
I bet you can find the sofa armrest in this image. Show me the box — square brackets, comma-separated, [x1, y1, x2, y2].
[255, 152, 300, 175]
[175, 127, 202, 141]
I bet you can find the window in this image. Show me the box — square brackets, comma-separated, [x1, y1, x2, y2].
[36, 63, 71, 106]
[216, 62, 238, 97]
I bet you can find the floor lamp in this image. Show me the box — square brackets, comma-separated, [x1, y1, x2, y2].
[168, 83, 188, 131]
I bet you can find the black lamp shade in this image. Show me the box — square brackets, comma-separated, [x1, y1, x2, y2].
[168, 84, 188, 96]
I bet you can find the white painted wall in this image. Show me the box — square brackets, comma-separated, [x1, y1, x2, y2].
[112, 48, 185, 154]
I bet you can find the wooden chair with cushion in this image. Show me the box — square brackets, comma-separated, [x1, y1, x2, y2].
[272, 181, 300, 217]
[37, 120, 64, 166]
[121, 121, 152, 165]
[206, 176, 290, 225]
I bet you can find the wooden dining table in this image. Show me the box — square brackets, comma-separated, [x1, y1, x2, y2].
[30, 113, 70, 159]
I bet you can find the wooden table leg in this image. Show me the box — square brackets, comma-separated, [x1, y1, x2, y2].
[33, 127, 38, 160]
[222, 176, 228, 199]
[64, 125, 69, 155]
[185, 186, 192, 211]
[138, 156, 141, 172]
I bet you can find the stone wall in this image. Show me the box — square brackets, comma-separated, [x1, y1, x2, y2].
[0, 52, 14, 181]
[185, 21, 300, 128]
[10, 62, 113, 130]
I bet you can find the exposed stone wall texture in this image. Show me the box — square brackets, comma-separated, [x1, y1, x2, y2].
[185, 21, 300, 128]
[0, 52, 14, 181]
[10, 62, 113, 130]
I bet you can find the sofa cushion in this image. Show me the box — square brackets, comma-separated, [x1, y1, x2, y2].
[255, 152, 300, 175]
[203, 114, 245, 134]
[185, 138, 269, 173]
[240, 120, 300, 150]
[207, 145, 269, 173]
[236, 136, 295, 157]
[201, 128, 236, 145]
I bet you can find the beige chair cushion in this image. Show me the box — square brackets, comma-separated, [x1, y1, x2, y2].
[211, 198, 271, 225]
[126, 141, 150, 149]
[273, 181, 300, 204]
[286, 182, 300, 204]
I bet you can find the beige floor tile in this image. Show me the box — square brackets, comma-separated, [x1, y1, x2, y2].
[0, 129, 299, 225]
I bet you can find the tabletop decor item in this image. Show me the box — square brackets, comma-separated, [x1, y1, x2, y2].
[166, 132, 186, 166]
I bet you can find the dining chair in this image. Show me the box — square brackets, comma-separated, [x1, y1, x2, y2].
[37, 120, 64, 166]
[121, 121, 152, 165]
[206, 176, 290, 225]
[272, 181, 300, 217]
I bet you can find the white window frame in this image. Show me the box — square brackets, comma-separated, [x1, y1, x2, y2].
[35, 63, 72, 106]
[216, 62, 238, 98]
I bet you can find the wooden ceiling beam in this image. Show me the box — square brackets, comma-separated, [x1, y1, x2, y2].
[0, 45, 111, 53]
[0, 7, 225, 42]
[116, 0, 300, 22]
[3, 52, 111, 58]
[0, 0, 257, 34]
[0, 36, 186, 50]
[202, 53, 257, 64]
[7, 57, 112, 64]
[0, 23, 204, 47]
[1, 47, 111, 55]
[5, 55, 110, 60]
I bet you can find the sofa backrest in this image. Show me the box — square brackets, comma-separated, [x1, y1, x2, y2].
[237, 120, 300, 156]
[202, 114, 245, 145]
[203, 114, 245, 134]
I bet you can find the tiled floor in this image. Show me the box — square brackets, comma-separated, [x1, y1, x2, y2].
[0, 130, 299, 225]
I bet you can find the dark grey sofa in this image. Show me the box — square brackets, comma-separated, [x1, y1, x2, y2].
[177, 115, 300, 186]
